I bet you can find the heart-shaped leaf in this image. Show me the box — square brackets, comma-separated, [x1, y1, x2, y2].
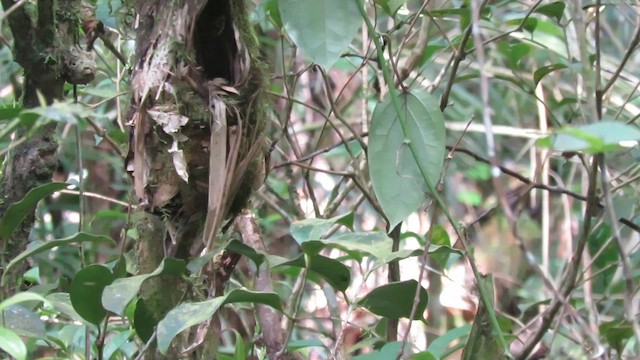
[70, 265, 115, 325]
[369, 90, 445, 228]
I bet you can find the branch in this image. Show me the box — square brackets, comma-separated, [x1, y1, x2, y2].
[515, 157, 600, 359]
[603, 21, 640, 94]
[273, 132, 640, 234]
[439, 23, 473, 111]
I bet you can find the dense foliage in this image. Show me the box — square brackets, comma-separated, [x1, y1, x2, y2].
[1, 0, 640, 359]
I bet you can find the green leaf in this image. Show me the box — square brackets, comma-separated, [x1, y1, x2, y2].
[369, 90, 445, 228]
[0, 104, 22, 121]
[0, 292, 50, 313]
[430, 225, 450, 246]
[288, 338, 327, 351]
[300, 231, 390, 259]
[46, 293, 90, 326]
[456, 191, 482, 206]
[275, 253, 351, 291]
[223, 289, 282, 310]
[347, 337, 385, 355]
[538, 121, 640, 153]
[533, 63, 567, 85]
[231, 329, 246, 360]
[588, 225, 617, 292]
[465, 163, 491, 181]
[106, 128, 128, 145]
[113, 256, 128, 278]
[426, 325, 472, 358]
[412, 352, 438, 360]
[352, 341, 408, 360]
[0, 304, 46, 338]
[600, 320, 633, 354]
[429, 245, 461, 268]
[522, 17, 538, 33]
[156, 289, 281, 354]
[186, 250, 218, 274]
[497, 42, 531, 69]
[372, 249, 423, 272]
[0, 182, 68, 240]
[357, 280, 428, 319]
[70, 265, 115, 325]
[133, 298, 156, 343]
[278, 0, 361, 68]
[290, 213, 354, 243]
[2, 233, 116, 285]
[462, 275, 503, 359]
[102, 329, 132, 360]
[508, 17, 538, 33]
[374, 0, 407, 15]
[0, 328, 26, 360]
[262, 0, 283, 28]
[25, 102, 90, 125]
[96, 0, 123, 28]
[225, 239, 266, 269]
[157, 297, 221, 354]
[102, 258, 186, 315]
[534, 2, 565, 22]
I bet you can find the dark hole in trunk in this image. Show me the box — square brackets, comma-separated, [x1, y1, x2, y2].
[193, 0, 237, 81]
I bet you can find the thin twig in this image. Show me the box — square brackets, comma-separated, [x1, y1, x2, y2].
[602, 22, 640, 94]
[57, 189, 134, 208]
[599, 156, 640, 350]
[516, 157, 599, 360]
[134, 331, 157, 360]
[84, 116, 125, 158]
[0, 0, 29, 21]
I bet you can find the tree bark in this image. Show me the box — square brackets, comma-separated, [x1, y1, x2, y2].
[127, 0, 267, 357]
[0, 0, 96, 294]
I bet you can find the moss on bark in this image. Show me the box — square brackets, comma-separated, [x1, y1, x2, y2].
[0, 0, 93, 293]
[128, 0, 268, 356]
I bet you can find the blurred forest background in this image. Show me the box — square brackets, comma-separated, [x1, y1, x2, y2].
[1, 0, 640, 359]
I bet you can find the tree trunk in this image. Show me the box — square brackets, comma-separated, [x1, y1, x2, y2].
[0, 0, 96, 294]
[127, 0, 267, 357]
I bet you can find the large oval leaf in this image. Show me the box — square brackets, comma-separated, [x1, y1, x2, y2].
[133, 298, 156, 343]
[0, 328, 26, 360]
[0, 305, 45, 338]
[278, 0, 361, 69]
[101, 257, 185, 315]
[368, 90, 445, 228]
[70, 265, 114, 325]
